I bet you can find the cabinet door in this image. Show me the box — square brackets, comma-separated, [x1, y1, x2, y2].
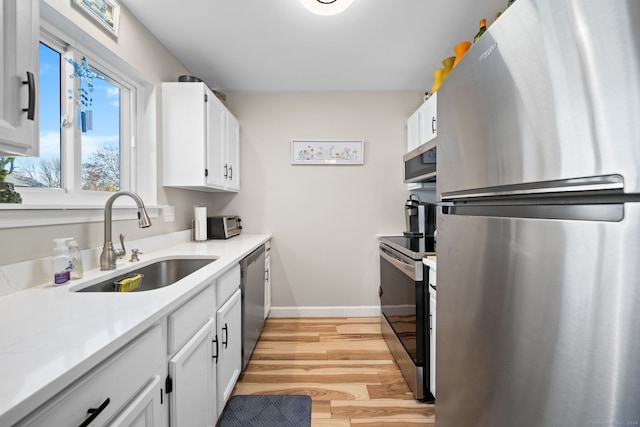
[168, 318, 216, 427]
[215, 289, 242, 417]
[418, 92, 437, 145]
[225, 113, 240, 191]
[0, 0, 39, 156]
[407, 109, 420, 153]
[108, 376, 163, 427]
[264, 254, 271, 319]
[429, 287, 437, 397]
[162, 83, 208, 188]
[206, 93, 227, 188]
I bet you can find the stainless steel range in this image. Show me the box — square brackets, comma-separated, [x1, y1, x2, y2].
[378, 235, 435, 402]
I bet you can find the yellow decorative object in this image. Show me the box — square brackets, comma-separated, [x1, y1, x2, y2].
[441, 56, 456, 80]
[453, 41, 472, 68]
[431, 68, 445, 94]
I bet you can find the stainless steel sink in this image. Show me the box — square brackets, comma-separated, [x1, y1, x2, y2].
[75, 258, 217, 292]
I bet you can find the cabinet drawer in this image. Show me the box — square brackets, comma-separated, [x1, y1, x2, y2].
[18, 325, 163, 427]
[217, 264, 240, 305]
[168, 284, 215, 354]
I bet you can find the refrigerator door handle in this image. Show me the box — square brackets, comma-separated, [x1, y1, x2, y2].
[442, 202, 623, 222]
[442, 174, 624, 201]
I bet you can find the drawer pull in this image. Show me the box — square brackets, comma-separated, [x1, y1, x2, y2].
[213, 335, 219, 363]
[222, 323, 229, 349]
[78, 397, 110, 427]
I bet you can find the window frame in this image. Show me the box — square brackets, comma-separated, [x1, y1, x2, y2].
[1, 17, 157, 212]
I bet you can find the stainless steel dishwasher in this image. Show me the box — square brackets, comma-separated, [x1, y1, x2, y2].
[240, 244, 266, 370]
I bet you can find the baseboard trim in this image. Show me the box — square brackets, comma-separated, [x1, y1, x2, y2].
[267, 306, 381, 318]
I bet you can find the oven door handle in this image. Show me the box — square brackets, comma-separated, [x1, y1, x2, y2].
[380, 248, 419, 280]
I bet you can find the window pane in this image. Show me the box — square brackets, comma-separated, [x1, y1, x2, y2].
[10, 42, 62, 188]
[81, 76, 121, 192]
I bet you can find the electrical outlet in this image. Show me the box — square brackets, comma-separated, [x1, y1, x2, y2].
[163, 205, 175, 222]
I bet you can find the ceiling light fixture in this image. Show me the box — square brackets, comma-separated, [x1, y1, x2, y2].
[300, 0, 354, 16]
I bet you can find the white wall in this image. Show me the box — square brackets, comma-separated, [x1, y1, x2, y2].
[210, 92, 422, 313]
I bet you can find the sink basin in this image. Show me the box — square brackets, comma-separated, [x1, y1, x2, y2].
[75, 258, 217, 292]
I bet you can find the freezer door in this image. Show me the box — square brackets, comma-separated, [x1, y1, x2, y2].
[437, 0, 640, 197]
[437, 204, 640, 427]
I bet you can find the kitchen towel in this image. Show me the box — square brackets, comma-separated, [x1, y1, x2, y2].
[217, 395, 311, 427]
[194, 205, 207, 241]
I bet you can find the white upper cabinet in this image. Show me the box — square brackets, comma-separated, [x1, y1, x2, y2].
[0, 0, 39, 156]
[225, 113, 240, 191]
[406, 92, 437, 153]
[162, 82, 240, 192]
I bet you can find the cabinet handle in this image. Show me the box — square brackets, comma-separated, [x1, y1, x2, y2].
[431, 116, 436, 134]
[428, 313, 432, 335]
[228, 165, 232, 180]
[78, 397, 110, 427]
[213, 335, 219, 363]
[222, 323, 228, 349]
[223, 164, 228, 179]
[22, 71, 36, 121]
[265, 269, 269, 281]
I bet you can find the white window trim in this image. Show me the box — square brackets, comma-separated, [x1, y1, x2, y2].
[0, 6, 159, 227]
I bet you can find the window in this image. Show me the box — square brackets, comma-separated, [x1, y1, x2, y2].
[7, 28, 137, 204]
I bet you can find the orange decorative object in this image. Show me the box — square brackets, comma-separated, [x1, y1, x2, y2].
[431, 68, 445, 94]
[453, 41, 472, 68]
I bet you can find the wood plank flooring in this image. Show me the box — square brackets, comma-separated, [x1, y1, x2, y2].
[231, 317, 435, 426]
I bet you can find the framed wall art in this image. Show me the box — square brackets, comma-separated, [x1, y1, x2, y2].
[73, 0, 121, 37]
[291, 140, 364, 165]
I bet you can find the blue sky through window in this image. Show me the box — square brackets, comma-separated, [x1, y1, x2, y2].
[37, 42, 61, 164]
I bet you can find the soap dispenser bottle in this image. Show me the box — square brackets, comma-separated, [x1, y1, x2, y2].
[53, 238, 72, 286]
[67, 239, 84, 280]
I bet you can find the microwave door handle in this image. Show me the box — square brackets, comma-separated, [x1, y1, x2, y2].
[380, 249, 418, 280]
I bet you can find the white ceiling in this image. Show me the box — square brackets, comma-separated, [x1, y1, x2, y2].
[121, 0, 508, 93]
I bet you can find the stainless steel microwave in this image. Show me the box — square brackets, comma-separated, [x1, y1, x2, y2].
[404, 142, 436, 183]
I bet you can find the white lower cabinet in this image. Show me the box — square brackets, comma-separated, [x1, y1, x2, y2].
[429, 285, 436, 397]
[168, 318, 216, 427]
[108, 375, 163, 427]
[16, 261, 252, 427]
[264, 249, 271, 319]
[215, 289, 242, 416]
[16, 325, 163, 427]
[166, 264, 242, 425]
[426, 259, 437, 398]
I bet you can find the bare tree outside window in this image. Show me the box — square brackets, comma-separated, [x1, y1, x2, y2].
[82, 141, 120, 191]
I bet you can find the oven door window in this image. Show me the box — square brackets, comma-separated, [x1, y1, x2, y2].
[380, 253, 426, 365]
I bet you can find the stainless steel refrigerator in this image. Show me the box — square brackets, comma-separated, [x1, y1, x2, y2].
[436, 0, 640, 426]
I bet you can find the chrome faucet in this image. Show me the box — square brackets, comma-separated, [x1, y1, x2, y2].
[100, 191, 152, 270]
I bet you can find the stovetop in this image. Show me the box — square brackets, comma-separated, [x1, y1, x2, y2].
[379, 235, 436, 260]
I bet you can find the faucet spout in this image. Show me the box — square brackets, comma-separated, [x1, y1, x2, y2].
[100, 191, 152, 270]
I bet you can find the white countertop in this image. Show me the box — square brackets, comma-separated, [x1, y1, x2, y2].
[0, 233, 271, 425]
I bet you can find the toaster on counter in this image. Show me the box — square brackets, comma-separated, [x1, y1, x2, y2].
[207, 216, 241, 239]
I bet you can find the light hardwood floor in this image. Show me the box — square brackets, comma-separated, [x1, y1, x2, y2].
[231, 317, 435, 426]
